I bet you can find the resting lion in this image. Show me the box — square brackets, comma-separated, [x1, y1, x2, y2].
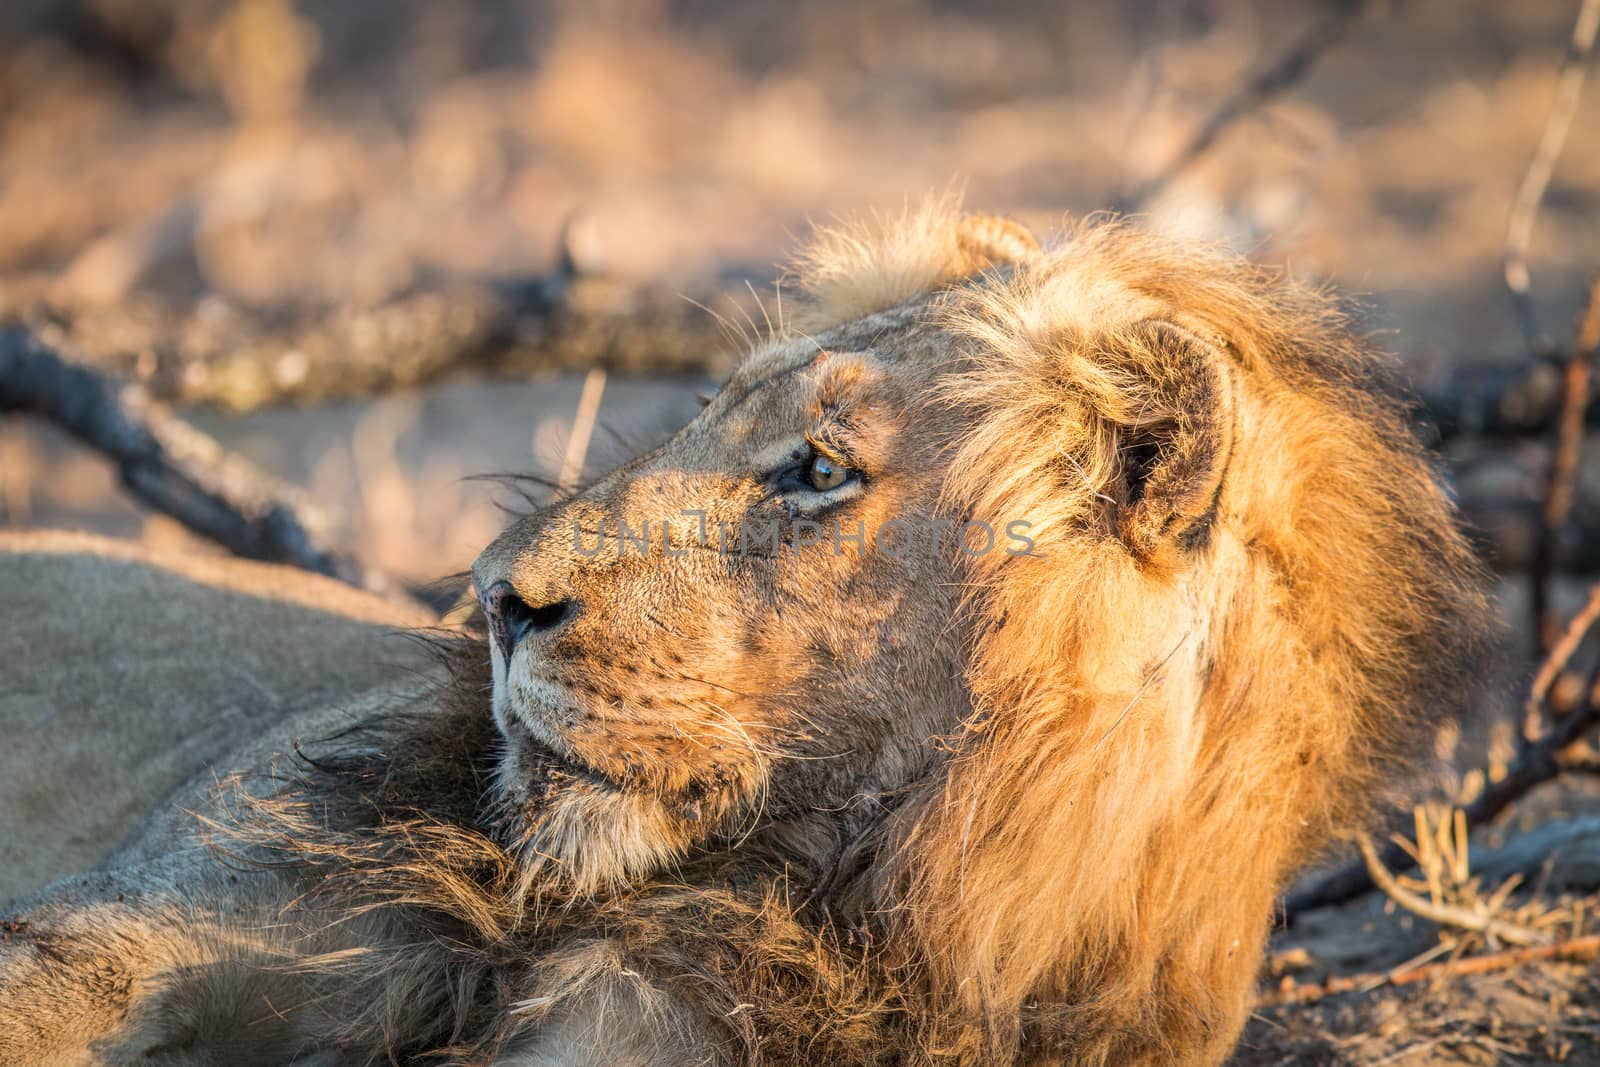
[0, 204, 1489, 1066]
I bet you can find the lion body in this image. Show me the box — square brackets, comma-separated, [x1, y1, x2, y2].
[0, 531, 435, 904]
[0, 204, 1490, 1066]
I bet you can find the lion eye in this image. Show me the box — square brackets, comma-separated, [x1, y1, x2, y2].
[808, 454, 850, 492]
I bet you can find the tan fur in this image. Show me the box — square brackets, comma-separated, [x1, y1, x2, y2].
[0, 531, 433, 903]
[0, 202, 1489, 1066]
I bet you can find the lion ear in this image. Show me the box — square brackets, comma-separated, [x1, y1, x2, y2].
[1112, 321, 1237, 568]
[954, 214, 1040, 273]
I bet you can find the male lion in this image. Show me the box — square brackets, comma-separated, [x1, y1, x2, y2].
[0, 203, 1489, 1066]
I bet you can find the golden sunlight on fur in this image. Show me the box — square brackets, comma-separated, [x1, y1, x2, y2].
[0, 200, 1489, 1067]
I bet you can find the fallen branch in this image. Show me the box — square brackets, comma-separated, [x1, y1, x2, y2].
[1258, 933, 1600, 1007]
[0, 325, 393, 596]
[1412, 357, 1589, 442]
[1459, 495, 1600, 575]
[1284, 581, 1600, 920]
[1473, 815, 1600, 892]
[10, 226, 1597, 457]
[1120, 0, 1373, 209]
[10, 257, 736, 413]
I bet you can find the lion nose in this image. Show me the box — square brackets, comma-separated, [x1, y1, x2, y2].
[477, 580, 579, 661]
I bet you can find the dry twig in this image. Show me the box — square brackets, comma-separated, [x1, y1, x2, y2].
[1258, 933, 1600, 1007]
[1355, 833, 1547, 947]
[0, 325, 392, 596]
[1527, 553, 1600, 750]
[1120, 0, 1373, 209]
[558, 368, 607, 495]
[1503, 0, 1600, 357]
[1530, 279, 1600, 653]
[1284, 581, 1600, 920]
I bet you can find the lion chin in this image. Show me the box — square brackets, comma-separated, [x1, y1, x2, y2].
[487, 675, 762, 894]
[487, 719, 692, 894]
[0, 197, 1492, 1067]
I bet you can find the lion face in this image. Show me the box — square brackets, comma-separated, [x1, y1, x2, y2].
[471, 304, 984, 891]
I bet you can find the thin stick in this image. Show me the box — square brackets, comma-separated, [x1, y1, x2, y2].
[1524, 580, 1600, 747]
[1258, 933, 1600, 1007]
[1121, 0, 1370, 209]
[1504, 0, 1600, 357]
[1285, 581, 1600, 920]
[558, 367, 607, 494]
[1355, 834, 1546, 947]
[1530, 279, 1600, 656]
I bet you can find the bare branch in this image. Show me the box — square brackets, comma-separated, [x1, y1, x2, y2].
[0, 325, 396, 598]
[1530, 278, 1600, 653]
[9, 268, 735, 413]
[1414, 358, 1581, 442]
[1472, 815, 1600, 891]
[33, 277, 1586, 434]
[1503, 0, 1600, 357]
[1120, 0, 1373, 210]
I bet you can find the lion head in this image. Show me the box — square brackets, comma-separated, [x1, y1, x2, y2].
[467, 198, 1490, 1062]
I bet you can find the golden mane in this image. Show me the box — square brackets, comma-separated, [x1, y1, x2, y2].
[788, 192, 1042, 334]
[795, 201, 1490, 1062]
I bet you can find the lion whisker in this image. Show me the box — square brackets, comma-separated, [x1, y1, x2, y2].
[746, 279, 776, 341]
[680, 293, 754, 351]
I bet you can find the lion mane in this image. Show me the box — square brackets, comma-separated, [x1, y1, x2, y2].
[230, 202, 1489, 1066]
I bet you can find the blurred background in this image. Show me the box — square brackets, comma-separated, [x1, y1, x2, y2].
[6, 3, 1600, 1055]
[0, 0, 1596, 591]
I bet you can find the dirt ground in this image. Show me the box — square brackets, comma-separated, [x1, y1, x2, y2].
[4, 1, 1600, 1061]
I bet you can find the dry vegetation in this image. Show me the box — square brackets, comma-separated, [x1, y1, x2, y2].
[4, 0, 1600, 1062]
